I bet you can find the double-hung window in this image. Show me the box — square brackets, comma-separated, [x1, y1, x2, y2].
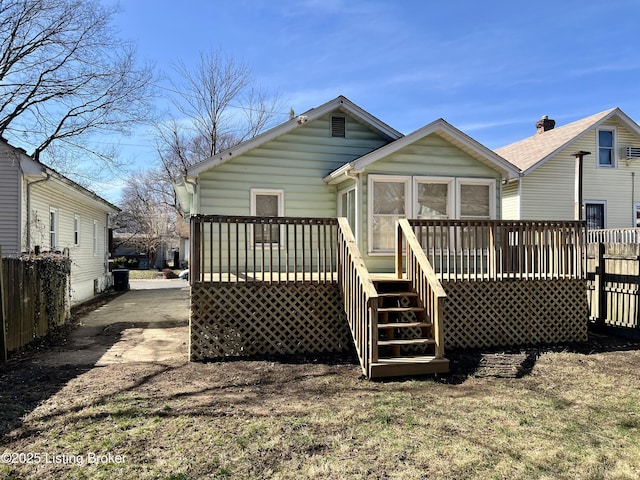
[74, 215, 80, 246]
[369, 176, 410, 252]
[251, 189, 284, 247]
[598, 128, 616, 167]
[49, 208, 58, 249]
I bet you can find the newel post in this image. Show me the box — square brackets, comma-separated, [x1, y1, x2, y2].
[395, 221, 403, 279]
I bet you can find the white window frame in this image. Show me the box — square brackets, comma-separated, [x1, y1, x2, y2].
[413, 177, 454, 219]
[338, 185, 358, 241]
[456, 178, 496, 220]
[74, 214, 80, 247]
[597, 127, 617, 168]
[250, 188, 284, 249]
[93, 220, 98, 256]
[49, 208, 58, 250]
[368, 175, 410, 255]
[584, 200, 607, 230]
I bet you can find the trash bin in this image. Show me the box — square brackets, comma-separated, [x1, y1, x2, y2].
[113, 269, 130, 291]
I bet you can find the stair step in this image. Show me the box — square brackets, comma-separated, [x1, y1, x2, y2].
[378, 322, 433, 329]
[369, 356, 449, 378]
[378, 338, 436, 347]
[378, 292, 418, 298]
[378, 306, 424, 313]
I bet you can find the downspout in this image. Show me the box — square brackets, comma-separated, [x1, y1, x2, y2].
[25, 173, 51, 253]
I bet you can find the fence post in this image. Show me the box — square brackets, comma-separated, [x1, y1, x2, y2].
[597, 242, 606, 327]
[0, 246, 7, 362]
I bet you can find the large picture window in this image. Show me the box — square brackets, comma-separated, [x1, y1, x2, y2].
[251, 189, 284, 246]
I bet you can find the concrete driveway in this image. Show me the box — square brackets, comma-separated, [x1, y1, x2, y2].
[38, 279, 190, 366]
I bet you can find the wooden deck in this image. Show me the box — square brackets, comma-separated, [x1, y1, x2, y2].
[189, 215, 588, 379]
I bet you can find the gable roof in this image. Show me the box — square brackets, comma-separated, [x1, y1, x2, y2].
[495, 107, 640, 175]
[1, 137, 119, 213]
[186, 95, 403, 177]
[324, 118, 519, 184]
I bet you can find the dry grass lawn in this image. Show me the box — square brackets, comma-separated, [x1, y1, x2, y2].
[1, 338, 639, 479]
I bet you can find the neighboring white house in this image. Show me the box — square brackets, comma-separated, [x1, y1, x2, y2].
[496, 108, 640, 229]
[0, 138, 119, 304]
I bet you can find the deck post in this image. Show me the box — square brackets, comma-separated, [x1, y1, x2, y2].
[597, 242, 607, 327]
[191, 217, 201, 284]
[395, 222, 403, 278]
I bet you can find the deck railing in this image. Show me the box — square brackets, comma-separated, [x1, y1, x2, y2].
[337, 218, 379, 376]
[587, 227, 640, 244]
[406, 220, 586, 281]
[396, 219, 446, 358]
[190, 215, 338, 284]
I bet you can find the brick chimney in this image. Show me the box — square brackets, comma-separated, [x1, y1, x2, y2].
[536, 115, 555, 134]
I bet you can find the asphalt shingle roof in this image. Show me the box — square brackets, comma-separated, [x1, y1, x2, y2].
[495, 108, 618, 173]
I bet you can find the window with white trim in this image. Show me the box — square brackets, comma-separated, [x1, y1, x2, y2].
[457, 179, 495, 220]
[369, 176, 410, 252]
[414, 177, 454, 219]
[368, 175, 497, 254]
[598, 128, 616, 167]
[585, 201, 606, 229]
[251, 189, 284, 246]
[74, 214, 80, 246]
[93, 220, 98, 255]
[338, 186, 357, 236]
[49, 208, 58, 249]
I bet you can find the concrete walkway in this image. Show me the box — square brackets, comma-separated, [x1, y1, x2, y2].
[39, 279, 190, 366]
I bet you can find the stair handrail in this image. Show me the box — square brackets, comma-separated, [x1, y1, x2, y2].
[336, 218, 379, 377]
[397, 219, 447, 359]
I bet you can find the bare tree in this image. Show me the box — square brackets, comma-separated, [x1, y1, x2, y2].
[114, 171, 178, 269]
[155, 49, 286, 206]
[0, 0, 155, 179]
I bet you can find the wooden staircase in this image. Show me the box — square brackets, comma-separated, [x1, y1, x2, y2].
[369, 277, 449, 378]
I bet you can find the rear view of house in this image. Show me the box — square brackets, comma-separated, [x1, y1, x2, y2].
[0, 138, 119, 304]
[176, 96, 587, 379]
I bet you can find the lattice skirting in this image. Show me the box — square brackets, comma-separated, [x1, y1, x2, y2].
[190, 283, 351, 361]
[441, 279, 588, 349]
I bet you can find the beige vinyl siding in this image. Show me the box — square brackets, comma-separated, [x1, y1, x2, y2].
[583, 121, 640, 228]
[520, 120, 640, 227]
[28, 179, 114, 304]
[0, 143, 21, 256]
[198, 112, 391, 216]
[520, 146, 576, 220]
[360, 133, 503, 272]
[501, 181, 520, 219]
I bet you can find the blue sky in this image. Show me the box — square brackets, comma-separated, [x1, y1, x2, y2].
[103, 0, 640, 200]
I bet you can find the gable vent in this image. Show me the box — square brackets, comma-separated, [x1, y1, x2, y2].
[331, 116, 346, 138]
[625, 146, 640, 159]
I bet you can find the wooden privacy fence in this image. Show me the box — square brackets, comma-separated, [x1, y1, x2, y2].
[587, 243, 640, 337]
[0, 250, 71, 360]
[406, 219, 585, 281]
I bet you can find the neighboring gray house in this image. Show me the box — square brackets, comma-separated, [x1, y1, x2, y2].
[0, 138, 119, 304]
